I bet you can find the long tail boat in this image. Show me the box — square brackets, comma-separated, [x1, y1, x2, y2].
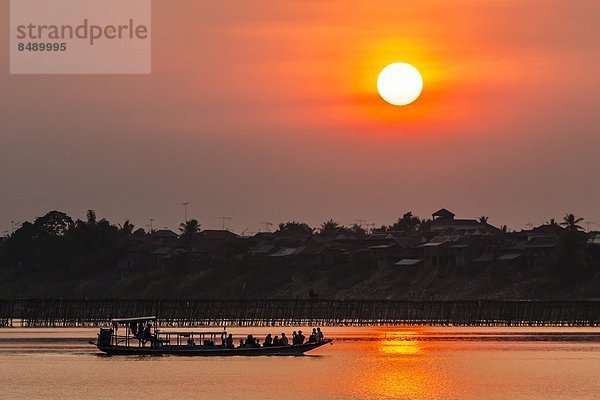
[90, 316, 333, 356]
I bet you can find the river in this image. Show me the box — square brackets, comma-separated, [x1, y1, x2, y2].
[1, 326, 600, 399]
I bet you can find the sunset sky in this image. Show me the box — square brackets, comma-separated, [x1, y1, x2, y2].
[1, 0, 600, 233]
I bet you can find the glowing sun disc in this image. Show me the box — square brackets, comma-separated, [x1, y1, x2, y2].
[377, 62, 423, 106]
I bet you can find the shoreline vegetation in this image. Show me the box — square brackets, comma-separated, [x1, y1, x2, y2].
[0, 209, 599, 300]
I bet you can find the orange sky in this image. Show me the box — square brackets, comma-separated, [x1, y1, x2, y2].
[1, 0, 600, 232]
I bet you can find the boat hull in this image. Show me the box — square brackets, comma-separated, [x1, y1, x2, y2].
[95, 339, 333, 356]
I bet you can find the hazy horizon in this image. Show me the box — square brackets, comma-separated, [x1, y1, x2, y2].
[2, 0, 599, 234]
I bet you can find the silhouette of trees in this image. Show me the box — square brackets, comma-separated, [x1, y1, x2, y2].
[551, 214, 589, 282]
[561, 213, 584, 232]
[132, 228, 146, 236]
[0, 209, 598, 298]
[319, 219, 341, 237]
[118, 220, 135, 236]
[349, 224, 367, 238]
[179, 219, 201, 236]
[479, 216, 489, 224]
[34, 211, 73, 237]
[388, 212, 423, 234]
[86, 210, 96, 225]
[418, 219, 432, 233]
[277, 221, 313, 235]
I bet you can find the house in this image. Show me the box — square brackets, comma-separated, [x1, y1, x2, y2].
[369, 237, 419, 268]
[420, 235, 488, 271]
[200, 229, 239, 240]
[430, 208, 502, 234]
[589, 232, 600, 246]
[150, 229, 178, 239]
[523, 220, 564, 240]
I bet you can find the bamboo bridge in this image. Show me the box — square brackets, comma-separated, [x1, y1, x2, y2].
[1, 298, 600, 327]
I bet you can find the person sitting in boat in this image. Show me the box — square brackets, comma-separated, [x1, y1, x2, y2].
[143, 323, 152, 339]
[238, 339, 244, 348]
[272, 335, 281, 346]
[308, 328, 318, 343]
[281, 333, 289, 346]
[226, 334, 235, 349]
[264, 333, 273, 347]
[245, 334, 259, 347]
[296, 330, 305, 345]
[292, 330, 300, 345]
[317, 327, 324, 341]
[187, 337, 195, 346]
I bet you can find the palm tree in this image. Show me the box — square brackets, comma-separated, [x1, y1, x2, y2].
[179, 219, 201, 236]
[319, 219, 340, 237]
[118, 220, 135, 235]
[560, 213, 584, 232]
[86, 209, 96, 225]
[277, 221, 313, 235]
[479, 216, 489, 224]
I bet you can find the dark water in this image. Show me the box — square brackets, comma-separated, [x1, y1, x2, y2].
[1, 327, 600, 399]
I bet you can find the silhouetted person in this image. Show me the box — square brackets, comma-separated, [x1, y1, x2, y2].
[308, 328, 318, 343]
[264, 333, 272, 347]
[317, 327, 324, 341]
[143, 323, 151, 339]
[297, 330, 305, 345]
[281, 333, 289, 346]
[292, 331, 298, 344]
[238, 339, 244, 348]
[226, 334, 234, 349]
[273, 335, 280, 346]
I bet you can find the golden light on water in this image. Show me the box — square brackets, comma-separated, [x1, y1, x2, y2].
[361, 329, 446, 399]
[379, 331, 422, 355]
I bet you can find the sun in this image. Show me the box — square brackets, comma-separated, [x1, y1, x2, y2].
[377, 62, 423, 106]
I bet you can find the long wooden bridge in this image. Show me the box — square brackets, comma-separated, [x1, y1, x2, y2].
[1, 298, 600, 327]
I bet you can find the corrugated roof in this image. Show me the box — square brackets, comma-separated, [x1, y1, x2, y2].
[369, 244, 393, 249]
[395, 258, 422, 266]
[269, 246, 305, 257]
[475, 253, 495, 262]
[497, 253, 521, 260]
[252, 244, 275, 254]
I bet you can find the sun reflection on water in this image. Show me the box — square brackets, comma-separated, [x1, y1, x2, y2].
[355, 329, 450, 400]
[379, 330, 422, 355]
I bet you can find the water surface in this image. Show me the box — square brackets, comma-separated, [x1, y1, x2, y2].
[1, 326, 599, 399]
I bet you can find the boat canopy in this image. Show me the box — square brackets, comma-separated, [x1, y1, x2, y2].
[112, 316, 157, 323]
[159, 331, 226, 336]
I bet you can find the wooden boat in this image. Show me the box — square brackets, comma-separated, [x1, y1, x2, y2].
[90, 316, 333, 356]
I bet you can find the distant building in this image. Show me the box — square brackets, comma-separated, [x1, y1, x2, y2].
[522, 219, 564, 240]
[430, 208, 501, 234]
[150, 229, 179, 239]
[200, 229, 239, 240]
